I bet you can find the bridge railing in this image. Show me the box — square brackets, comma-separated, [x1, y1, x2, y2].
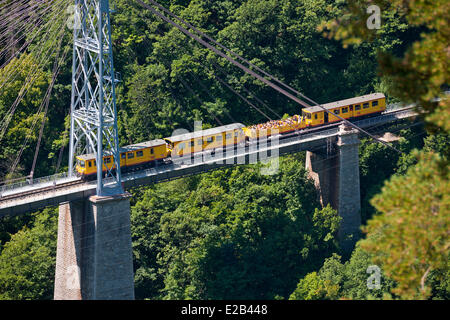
[0, 106, 418, 197]
[0, 172, 70, 197]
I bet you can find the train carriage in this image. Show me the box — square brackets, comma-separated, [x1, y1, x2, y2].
[301, 93, 386, 127]
[243, 115, 306, 140]
[121, 140, 168, 170]
[75, 93, 387, 181]
[164, 123, 246, 157]
[75, 139, 168, 180]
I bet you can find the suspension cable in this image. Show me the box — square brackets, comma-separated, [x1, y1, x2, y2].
[208, 59, 283, 120]
[134, 0, 311, 108]
[178, 77, 224, 127]
[8, 35, 69, 177]
[0, 4, 70, 142]
[0, 0, 70, 81]
[149, 23, 233, 127]
[189, 74, 238, 124]
[0, 0, 61, 59]
[134, 0, 403, 154]
[29, 42, 70, 180]
[152, 22, 280, 123]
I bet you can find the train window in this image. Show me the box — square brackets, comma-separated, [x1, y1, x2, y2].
[333, 109, 340, 115]
[190, 141, 195, 147]
[226, 133, 232, 140]
[314, 114, 318, 119]
[137, 150, 144, 157]
[178, 143, 186, 150]
[79, 160, 85, 168]
[234, 131, 239, 137]
[198, 139, 203, 146]
[150, 148, 154, 155]
[342, 107, 348, 113]
[363, 103, 369, 109]
[372, 100, 379, 107]
[206, 137, 214, 143]
[104, 157, 111, 164]
[355, 105, 361, 111]
[88, 161, 92, 168]
[121, 153, 126, 159]
[128, 152, 134, 159]
[216, 135, 222, 141]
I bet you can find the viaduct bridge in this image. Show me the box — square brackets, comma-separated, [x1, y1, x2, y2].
[0, 107, 418, 299]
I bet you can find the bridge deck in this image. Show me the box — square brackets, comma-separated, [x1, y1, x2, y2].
[0, 107, 417, 217]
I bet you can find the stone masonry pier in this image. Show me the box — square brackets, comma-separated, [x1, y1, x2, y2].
[54, 192, 135, 300]
[306, 124, 362, 254]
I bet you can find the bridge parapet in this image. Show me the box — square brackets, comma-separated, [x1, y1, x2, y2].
[0, 107, 418, 218]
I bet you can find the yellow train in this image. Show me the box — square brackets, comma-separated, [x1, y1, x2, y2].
[302, 92, 386, 127]
[164, 123, 246, 157]
[244, 93, 386, 139]
[75, 93, 386, 180]
[75, 139, 169, 179]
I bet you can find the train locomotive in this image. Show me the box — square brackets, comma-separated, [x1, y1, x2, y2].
[75, 93, 386, 180]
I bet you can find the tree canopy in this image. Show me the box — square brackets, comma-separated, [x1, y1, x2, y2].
[131, 155, 341, 300]
[0, 0, 448, 300]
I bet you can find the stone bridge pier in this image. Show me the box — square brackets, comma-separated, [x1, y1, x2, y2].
[54, 192, 135, 300]
[306, 124, 361, 255]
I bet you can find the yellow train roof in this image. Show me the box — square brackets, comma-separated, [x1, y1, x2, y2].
[303, 93, 385, 113]
[164, 123, 245, 143]
[76, 139, 167, 161]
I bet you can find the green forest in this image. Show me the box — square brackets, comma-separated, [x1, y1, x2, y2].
[0, 0, 448, 300]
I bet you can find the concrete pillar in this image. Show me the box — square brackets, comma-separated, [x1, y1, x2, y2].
[306, 124, 361, 254]
[54, 193, 135, 300]
[54, 200, 85, 300]
[335, 125, 361, 254]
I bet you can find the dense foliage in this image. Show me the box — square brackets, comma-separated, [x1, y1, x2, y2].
[0, 208, 57, 300]
[289, 243, 395, 300]
[131, 155, 340, 299]
[292, 0, 450, 300]
[0, 0, 448, 300]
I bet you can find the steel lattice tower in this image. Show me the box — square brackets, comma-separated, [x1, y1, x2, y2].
[68, 0, 122, 195]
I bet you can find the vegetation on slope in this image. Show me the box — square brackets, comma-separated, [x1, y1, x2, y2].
[0, 0, 448, 300]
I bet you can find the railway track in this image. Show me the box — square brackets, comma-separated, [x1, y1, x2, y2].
[271, 106, 417, 141]
[0, 106, 417, 205]
[0, 179, 86, 203]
